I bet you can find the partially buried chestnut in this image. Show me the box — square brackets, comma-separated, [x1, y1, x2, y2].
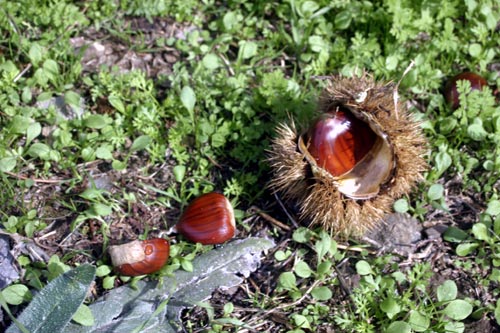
[108, 238, 170, 276]
[444, 72, 488, 110]
[177, 192, 235, 245]
[268, 74, 428, 237]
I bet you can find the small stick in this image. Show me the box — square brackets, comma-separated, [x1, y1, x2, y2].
[5, 171, 69, 184]
[274, 193, 299, 227]
[249, 206, 291, 231]
[393, 60, 415, 119]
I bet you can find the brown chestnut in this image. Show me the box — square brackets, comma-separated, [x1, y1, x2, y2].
[298, 106, 394, 199]
[444, 72, 488, 110]
[177, 192, 235, 245]
[108, 238, 170, 276]
[305, 108, 377, 176]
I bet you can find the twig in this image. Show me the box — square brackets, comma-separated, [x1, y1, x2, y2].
[274, 193, 299, 227]
[393, 60, 415, 119]
[5, 171, 70, 184]
[249, 206, 291, 231]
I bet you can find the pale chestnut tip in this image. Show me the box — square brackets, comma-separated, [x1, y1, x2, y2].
[177, 192, 236, 245]
[108, 238, 170, 276]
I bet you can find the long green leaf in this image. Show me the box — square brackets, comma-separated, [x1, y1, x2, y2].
[7, 264, 96, 333]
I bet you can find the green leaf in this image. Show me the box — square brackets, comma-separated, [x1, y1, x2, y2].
[43, 59, 59, 76]
[95, 146, 113, 160]
[291, 314, 310, 329]
[91, 203, 112, 217]
[180, 86, 196, 112]
[222, 11, 237, 30]
[486, 200, 500, 216]
[380, 297, 401, 318]
[7, 264, 95, 333]
[316, 261, 332, 276]
[84, 115, 109, 129]
[456, 243, 479, 256]
[130, 135, 151, 152]
[386, 321, 411, 333]
[335, 10, 352, 29]
[10, 116, 31, 134]
[238, 41, 258, 60]
[311, 286, 332, 301]
[385, 55, 399, 71]
[0, 157, 17, 172]
[467, 123, 487, 141]
[26, 143, 51, 159]
[64, 91, 81, 110]
[434, 151, 452, 177]
[393, 198, 409, 213]
[443, 321, 465, 333]
[308, 35, 328, 53]
[468, 43, 482, 58]
[437, 280, 457, 302]
[427, 184, 444, 201]
[356, 260, 373, 275]
[408, 311, 430, 332]
[2, 285, 31, 305]
[102, 276, 116, 290]
[442, 300, 473, 320]
[202, 53, 220, 69]
[71, 305, 94, 327]
[173, 165, 186, 183]
[294, 261, 313, 278]
[471, 223, 490, 241]
[28, 43, 43, 66]
[443, 227, 469, 242]
[95, 265, 112, 277]
[279, 272, 297, 290]
[108, 95, 125, 113]
[292, 227, 312, 243]
[26, 122, 41, 145]
[315, 230, 331, 260]
[111, 160, 126, 171]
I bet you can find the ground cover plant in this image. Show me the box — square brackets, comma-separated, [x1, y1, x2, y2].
[0, 0, 500, 332]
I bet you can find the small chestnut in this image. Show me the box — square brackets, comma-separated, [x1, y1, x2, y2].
[108, 238, 170, 276]
[444, 72, 488, 110]
[177, 192, 235, 245]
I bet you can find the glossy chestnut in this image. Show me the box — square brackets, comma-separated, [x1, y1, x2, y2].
[108, 238, 170, 276]
[305, 109, 377, 176]
[177, 192, 235, 245]
[444, 72, 488, 110]
[299, 106, 394, 199]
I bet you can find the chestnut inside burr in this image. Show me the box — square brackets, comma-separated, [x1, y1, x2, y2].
[299, 105, 395, 199]
[305, 107, 377, 177]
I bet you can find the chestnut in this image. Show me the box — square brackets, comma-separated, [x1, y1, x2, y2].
[108, 238, 170, 276]
[305, 108, 377, 176]
[444, 72, 488, 110]
[298, 106, 394, 199]
[177, 192, 235, 245]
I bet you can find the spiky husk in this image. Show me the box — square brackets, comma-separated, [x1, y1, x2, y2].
[267, 75, 428, 237]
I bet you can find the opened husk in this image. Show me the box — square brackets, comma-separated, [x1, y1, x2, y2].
[268, 74, 428, 237]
